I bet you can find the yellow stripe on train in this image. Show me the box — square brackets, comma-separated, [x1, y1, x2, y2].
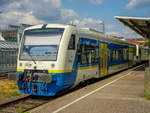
[17, 65, 99, 73]
[78, 65, 98, 70]
[16, 69, 24, 72]
[48, 69, 72, 73]
[109, 62, 129, 68]
[16, 69, 72, 73]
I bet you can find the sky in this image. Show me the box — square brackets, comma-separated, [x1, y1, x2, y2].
[0, 0, 150, 38]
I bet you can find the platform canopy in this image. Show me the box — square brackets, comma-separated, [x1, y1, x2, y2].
[115, 16, 150, 39]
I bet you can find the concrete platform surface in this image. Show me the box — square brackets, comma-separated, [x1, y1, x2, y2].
[31, 65, 150, 113]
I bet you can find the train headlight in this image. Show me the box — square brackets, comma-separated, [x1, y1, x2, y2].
[19, 63, 23, 67]
[28, 63, 32, 68]
[51, 64, 55, 68]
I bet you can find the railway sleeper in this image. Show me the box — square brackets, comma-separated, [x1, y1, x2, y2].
[23, 101, 42, 105]
[0, 109, 16, 113]
[13, 104, 32, 109]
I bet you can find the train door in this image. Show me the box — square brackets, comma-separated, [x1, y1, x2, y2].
[100, 43, 107, 77]
[128, 47, 133, 67]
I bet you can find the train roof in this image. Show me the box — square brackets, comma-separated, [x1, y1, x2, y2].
[24, 23, 136, 47]
[24, 23, 71, 31]
[77, 27, 135, 46]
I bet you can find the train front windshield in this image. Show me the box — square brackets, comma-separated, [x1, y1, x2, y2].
[20, 28, 64, 61]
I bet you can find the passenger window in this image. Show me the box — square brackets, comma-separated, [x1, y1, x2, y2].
[77, 43, 99, 65]
[68, 34, 75, 50]
[77, 44, 81, 65]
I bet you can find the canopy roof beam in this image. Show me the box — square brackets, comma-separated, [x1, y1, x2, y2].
[118, 19, 145, 37]
[129, 20, 147, 37]
[115, 16, 150, 39]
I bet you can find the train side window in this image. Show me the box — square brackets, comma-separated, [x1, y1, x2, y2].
[77, 44, 81, 64]
[68, 34, 75, 50]
[109, 49, 113, 63]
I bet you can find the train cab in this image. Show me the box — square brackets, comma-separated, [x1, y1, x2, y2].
[17, 24, 78, 96]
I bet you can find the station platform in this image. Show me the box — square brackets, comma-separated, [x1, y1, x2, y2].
[31, 65, 150, 113]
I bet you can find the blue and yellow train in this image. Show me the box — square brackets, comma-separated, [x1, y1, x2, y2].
[13, 24, 149, 96]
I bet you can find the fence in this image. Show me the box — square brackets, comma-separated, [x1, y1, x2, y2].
[0, 41, 18, 73]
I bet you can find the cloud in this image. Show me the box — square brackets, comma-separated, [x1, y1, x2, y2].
[0, 0, 16, 6]
[70, 0, 102, 5]
[7, 0, 62, 21]
[126, 0, 150, 9]
[0, 0, 78, 27]
[73, 18, 104, 32]
[73, 18, 121, 37]
[19, 13, 45, 25]
[74, 18, 103, 26]
[0, 11, 44, 25]
[86, 0, 102, 5]
[121, 27, 142, 38]
[105, 25, 117, 30]
[8, 1, 21, 9]
[61, 9, 78, 22]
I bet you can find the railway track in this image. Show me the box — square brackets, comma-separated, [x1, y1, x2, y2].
[0, 71, 16, 80]
[0, 74, 8, 80]
[0, 63, 146, 113]
[0, 95, 53, 113]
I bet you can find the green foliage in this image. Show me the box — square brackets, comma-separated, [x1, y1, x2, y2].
[10, 84, 18, 89]
[141, 93, 150, 99]
[11, 91, 20, 96]
[18, 107, 23, 113]
[18, 106, 30, 113]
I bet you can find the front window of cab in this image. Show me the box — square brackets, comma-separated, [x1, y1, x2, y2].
[20, 28, 64, 61]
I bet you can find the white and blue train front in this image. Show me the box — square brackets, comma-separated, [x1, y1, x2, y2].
[17, 24, 78, 96]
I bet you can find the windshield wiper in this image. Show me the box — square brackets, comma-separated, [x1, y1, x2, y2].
[25, 47, 36, 64]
